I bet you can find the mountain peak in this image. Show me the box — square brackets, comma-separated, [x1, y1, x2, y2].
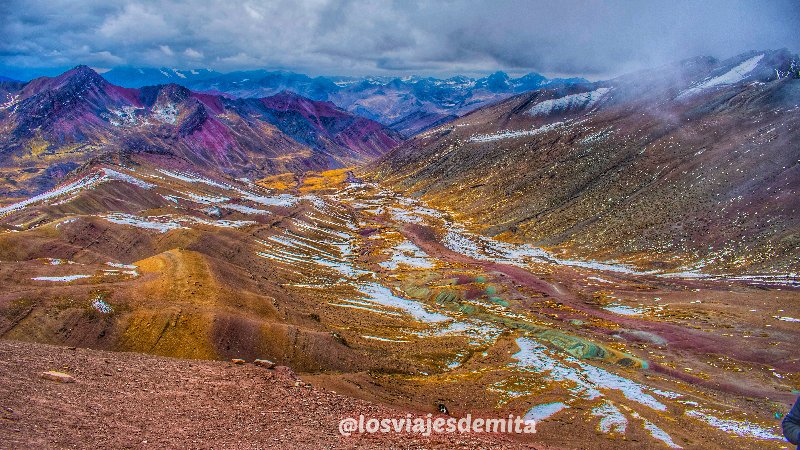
[261, 90, 343, 114]
[71, 64, 94, 72]
[513, 72, 549, 91]
[55, 64, 107, 88]
[518, 72, 546, 82]
[487, 71, 510, 80]
[261, 90, 319, 112]
[65, 65, 101, 78]
[158, 83, 192, 99]
[477, 71, 512, 92]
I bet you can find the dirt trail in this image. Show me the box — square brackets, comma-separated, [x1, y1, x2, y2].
[401, 223, 567, 297]
[116, 249, 221, 359]
[136, 248, 220, 307]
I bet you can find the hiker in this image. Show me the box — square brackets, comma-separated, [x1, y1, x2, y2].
[784, 396, 800, 449]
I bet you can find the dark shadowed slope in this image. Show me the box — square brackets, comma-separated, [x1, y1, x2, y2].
[371, 49, 800, 275]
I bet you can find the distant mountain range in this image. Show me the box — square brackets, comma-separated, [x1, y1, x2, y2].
[101, 68, 588, 136]
[372, 49, 800, 274]
[0, 66, 400, 197]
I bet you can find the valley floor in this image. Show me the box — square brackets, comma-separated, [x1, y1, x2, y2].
[0, 163, 797, 449]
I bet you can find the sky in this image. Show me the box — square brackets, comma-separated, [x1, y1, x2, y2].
[1, 0, 798, 81]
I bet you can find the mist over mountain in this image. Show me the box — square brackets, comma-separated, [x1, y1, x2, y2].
[373, 49, 800, 274]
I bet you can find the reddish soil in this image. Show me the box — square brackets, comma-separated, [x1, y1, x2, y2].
[0, 339, 557, 449]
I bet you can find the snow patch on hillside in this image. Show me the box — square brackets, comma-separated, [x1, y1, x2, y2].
[602, 304, 645, 316]
[592, 401, 627, 433]
[0, 94, 19, 110]
[527, 88, 609, 116]
[221, 203, 272, 215]
[524, 402, 568, 422]
[106, 262, 137, 270]
[107, 106, 145, 127]
[156, 169, 234, 190]
[774, 316, 800, 323]
[678, 54, 764, 99]
[245, 193, 299, 207]
[380, 240, 436, 270]
[513, 337, 671, 411]
[152, 103, 179, 124]
[32, 275, 91, 282]
[103, 169, 156, 189]
[100, 213, 254, 232]
[469, 121, 565, 142]
[357, 282, 450, 323]
[685, 410, 782, 440]
[92, 297, 113, 313]
[101, 213, 186, 232]
[0, 168, 153, 216]
[630, 412, 682, 449]
[183, 192, 231, 204]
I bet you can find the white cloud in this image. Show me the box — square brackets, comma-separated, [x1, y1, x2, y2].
[90, 50, 124, 65]
[97, 4, 176, 42]
[0, 0, 797, 77]
[184, 48, 203, 59]
[243, 3, 263, 20]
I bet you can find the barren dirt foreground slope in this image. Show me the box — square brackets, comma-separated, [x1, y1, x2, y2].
[0, 340, 555, 449]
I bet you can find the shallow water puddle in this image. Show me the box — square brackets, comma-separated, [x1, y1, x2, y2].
[602, 304, 645, 316]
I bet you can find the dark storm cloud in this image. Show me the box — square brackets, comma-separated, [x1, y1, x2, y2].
[1, 0, 798, 79]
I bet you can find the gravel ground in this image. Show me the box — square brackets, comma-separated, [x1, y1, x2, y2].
[0, 339, 553, 449]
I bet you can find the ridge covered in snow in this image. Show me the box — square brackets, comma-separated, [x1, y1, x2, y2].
[678, 54, 764, 99]
[527, 88, 610, 117]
